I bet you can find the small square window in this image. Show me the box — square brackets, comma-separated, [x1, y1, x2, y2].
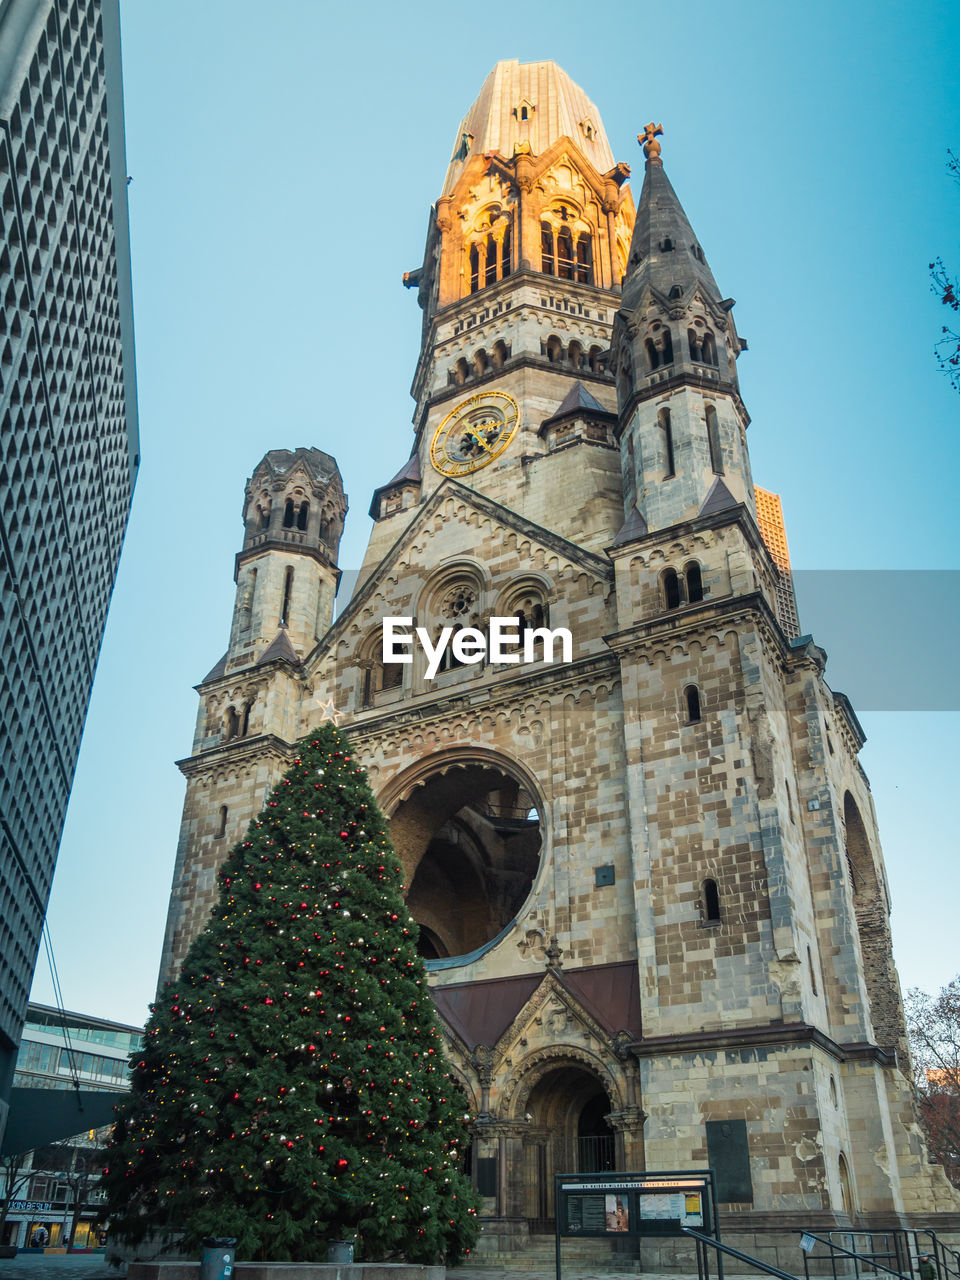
[595, 865, 615, 888]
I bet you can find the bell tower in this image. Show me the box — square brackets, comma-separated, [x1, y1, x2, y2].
[228, 448, 346, 671]
[158, 447, 346, 982]
[361, 60, 636, 579]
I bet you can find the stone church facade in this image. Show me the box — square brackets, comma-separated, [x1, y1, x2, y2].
[159, 61, 958, 1259]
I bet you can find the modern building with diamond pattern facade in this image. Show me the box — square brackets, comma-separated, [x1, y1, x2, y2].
[0, 0, 138, 1141]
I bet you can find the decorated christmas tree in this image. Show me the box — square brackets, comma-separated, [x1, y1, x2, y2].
[103, 725, 479, 1262]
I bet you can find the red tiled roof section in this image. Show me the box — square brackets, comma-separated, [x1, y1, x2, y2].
[562, 961, 642, 1037]
[431, 975, 541, 1048]
[430, 961, 641, 1048]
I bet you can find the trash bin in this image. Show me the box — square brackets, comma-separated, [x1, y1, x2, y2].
[200, 1237, 237, 1280]
[327, 1240, 354, 1264]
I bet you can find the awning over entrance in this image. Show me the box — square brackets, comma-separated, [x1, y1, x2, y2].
[1, 1088, 126, 1155]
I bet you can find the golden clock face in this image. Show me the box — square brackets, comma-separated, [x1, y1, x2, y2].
[430, 391, 520, 477]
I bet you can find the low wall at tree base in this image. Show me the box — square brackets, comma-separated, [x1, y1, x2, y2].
[129, 1265, 445, 1280]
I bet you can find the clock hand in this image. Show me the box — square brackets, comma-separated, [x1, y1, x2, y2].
[466, 430, 496, 454]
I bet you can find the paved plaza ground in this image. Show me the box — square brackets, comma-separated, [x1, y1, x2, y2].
[0, 1249, 771, 1280]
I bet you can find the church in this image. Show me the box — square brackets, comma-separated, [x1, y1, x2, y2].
[158, 61, 958, 1260]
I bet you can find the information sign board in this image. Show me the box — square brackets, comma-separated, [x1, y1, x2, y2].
[554, 1170, 723, 1280]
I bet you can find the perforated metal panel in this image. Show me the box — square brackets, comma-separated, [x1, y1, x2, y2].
[0, 0, 137, 1055]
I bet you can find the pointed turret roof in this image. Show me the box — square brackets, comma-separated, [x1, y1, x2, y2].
[553, 381, 609, 417]
[539, 381, 614, 432]
[699, 477, 739, 516]
[441, 60, 615, 196]
[621, 153, 722, 310]
[257, 627, 301, 667]
[610, 506, 649, 548]
[368, 451, 422, 518]
[202, 651, 229, 684]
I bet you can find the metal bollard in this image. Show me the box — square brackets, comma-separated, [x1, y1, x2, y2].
[200, 1237, 237, 1280]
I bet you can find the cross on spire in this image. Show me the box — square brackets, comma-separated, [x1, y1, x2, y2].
[638, 121, 664, 164]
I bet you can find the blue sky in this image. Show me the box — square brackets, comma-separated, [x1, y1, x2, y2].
[30, 0, 959, 1027]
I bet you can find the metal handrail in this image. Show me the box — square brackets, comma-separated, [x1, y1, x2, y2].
[820, 1227, 960, 1280]
[800, 1230, 909, 1280]
[683, 1226, 798, 1280]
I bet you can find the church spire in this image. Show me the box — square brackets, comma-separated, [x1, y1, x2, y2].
[611, 126, 754, 535]
[621, 125, 724, 321]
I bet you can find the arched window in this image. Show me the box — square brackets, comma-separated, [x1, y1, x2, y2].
[701, 878, 721, 923]
[257, 503, 270, 529]
[685, 685, 701, 723]
[500, 225, 512, 279]
[453, 356, 469, 385]
[223, 706, 239, 742]
[659, 407, 675, 476]
[283, 498, 295, 528]
[660, 236, 674, 252]
[685, 561, 704, 603]
[646, 327, 674, 371]
[540, 222, 554, 275]
[515, 597, 547, 639]
[296, 501, 308, 531]
[662, 568, 681, 610]
[240, 699, 253, 737]
[280, 565, 294, 627]
[492, 339, 509, 368]
[215, 805, 227, 839]
[469, 243, 480, 294]
[474, 348, 488, 377]
[575, 233, 592, 284]
[689, 325, 718, 366]
[381, 659, 403, 691]
[706, 404, 723, 474]
[546, 335, 563, 363]
[556, 227, 575, 279]
[568, 340, 583, 369]
[588, 345, 604, 374]
[437, 621, 470, 672]
[838, 1154, 853, 1217]
[483, 236, 497, 287]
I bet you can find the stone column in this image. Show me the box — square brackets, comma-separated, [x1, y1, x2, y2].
[607, 1105, 647, 1170]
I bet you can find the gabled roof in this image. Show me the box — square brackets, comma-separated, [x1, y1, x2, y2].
[310, 477, 612, 667]
[257, 627, 301, 667]
[430, 961, 641, 1050]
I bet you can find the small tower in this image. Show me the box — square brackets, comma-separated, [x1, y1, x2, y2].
[158, 447, 346, 982]
[612, 124, 753, 534]
[228, 448, 346, 671]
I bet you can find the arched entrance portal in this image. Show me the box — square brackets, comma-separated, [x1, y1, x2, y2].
[386, 759, 543, 959]
[523, 1065, 615, 1231]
